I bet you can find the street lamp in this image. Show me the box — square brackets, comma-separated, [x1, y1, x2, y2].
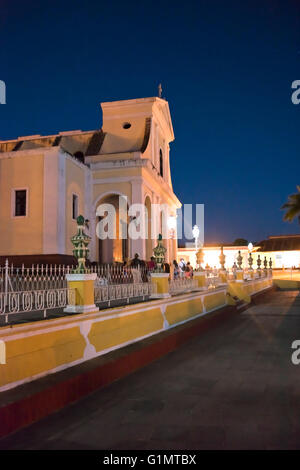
[167, 215, 177, 239]
[192, 225, 200, 252]
[248, 242, 254, 271]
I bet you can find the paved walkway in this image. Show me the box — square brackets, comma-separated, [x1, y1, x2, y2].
[1, 290, 300, 450]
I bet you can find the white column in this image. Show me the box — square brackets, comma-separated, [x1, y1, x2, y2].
[57, 151, 66, 253]
[131, 179, 145, 260]
[155, 124, 159, 170]
[84, 168, 95, 261]
[151, 190, 156, 251]
[151, 118, 155, 166]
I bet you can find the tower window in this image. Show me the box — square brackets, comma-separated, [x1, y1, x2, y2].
[14, 189, 27, 217]
[72, 194, 78, 220]
[74, 151, 84, 163]
[159, 149, 163, 177]
[123, 122, 131, 129]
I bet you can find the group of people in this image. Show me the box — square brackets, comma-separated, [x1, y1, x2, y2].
[173, 259, 194, 279]
[124, 254, 194, 280]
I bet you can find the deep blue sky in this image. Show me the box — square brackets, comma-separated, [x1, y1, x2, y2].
[1, 0, 300, 244]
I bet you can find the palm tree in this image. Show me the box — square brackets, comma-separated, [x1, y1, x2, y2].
[281, 186, 300, 223]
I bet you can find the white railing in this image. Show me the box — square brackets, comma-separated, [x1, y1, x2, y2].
[0, 261, 70, 293]
[0, 261, 152, 294]
[0, 288, 75, 323]
[205, 275, 222, 289]
[95, 282, 156, 305]
[90, 264, 150, 284]
[169, 278, 198, 295]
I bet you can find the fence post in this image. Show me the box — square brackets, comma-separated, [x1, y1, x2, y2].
[64, 214, 97, 314]
[150, 273, 170, 298]
[4, 259, 8, 310]
[193, 271, 206, 288]
[64, 273, 98, 314]
[150, 234, 170, 298]
[236, 250, 244, 283]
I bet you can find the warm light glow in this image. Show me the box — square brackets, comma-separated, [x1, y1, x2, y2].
[167, 215, 177, 231]
[248, 242, 253, 252]
[192, 225, 200, 240]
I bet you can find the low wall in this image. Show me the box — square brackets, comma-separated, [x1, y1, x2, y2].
[273, 279, 300, 290]
[0, 278, 273, 393]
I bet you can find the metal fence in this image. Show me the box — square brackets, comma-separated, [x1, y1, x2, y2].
[0, 260, 153, 324]
[0, 261, 151, 294]
[90, 264, 150, 284]
[0, 261, 70, 293]
[0, 288, 75, 323]
[95, 282, 156, 306]
[205, 274, 223, 288]
[169, 278, 198, 295]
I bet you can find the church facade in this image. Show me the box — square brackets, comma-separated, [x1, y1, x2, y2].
[0, 96, 181, 265]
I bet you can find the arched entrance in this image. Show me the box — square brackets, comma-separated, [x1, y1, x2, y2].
[95, 194, 129, 264]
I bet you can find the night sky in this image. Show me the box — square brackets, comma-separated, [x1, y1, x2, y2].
[0, 0, 300, 244]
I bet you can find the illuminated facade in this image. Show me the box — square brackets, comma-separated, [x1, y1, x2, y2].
[178, 234, 300, 269]
[177, 245, 250, 268]
[254, 235, 300, 269]
[0, 97, 181, 264]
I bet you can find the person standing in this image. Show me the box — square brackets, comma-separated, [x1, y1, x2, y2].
[179, 258, 186, 278]
[173, 260, 180, 279]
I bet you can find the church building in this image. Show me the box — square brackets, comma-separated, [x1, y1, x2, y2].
[0, 96, 181, 265]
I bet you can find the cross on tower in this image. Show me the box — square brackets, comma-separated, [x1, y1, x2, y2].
[158, 83, 162, 98]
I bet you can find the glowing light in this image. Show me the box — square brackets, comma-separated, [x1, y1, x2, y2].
[167, 215, 177, 231]
[192, 225, 200, 240]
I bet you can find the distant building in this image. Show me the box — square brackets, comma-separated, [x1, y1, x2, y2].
[177, 244, 249, 268]
[254, 235, 300, 268]
[177, 234, 300, 269]
[0, 96, 181, 265]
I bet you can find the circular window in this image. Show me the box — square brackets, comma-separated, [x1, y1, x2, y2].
[123, 122, 131, 129]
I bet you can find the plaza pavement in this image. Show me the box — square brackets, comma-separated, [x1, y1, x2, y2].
[0, 289, 300, 450]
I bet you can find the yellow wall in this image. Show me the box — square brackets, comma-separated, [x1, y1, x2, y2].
[65, 158, 86, 254]
[1, 326, 85, 387]
[89, 308, 163, 352]
[93, 182, 132, 205]
[0, 278, 272, 392]
[0, 154, 44, 255]
[165, 297, 203, 325]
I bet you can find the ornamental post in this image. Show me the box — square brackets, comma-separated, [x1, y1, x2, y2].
[257, 254, 262, 278]
[64, 215, 97, 314]
[194, 247, 206, 288]
[268, 257, 273, 277]
[248, 251, 254, 279]
[150, 234, 170, 298]
[263, 256, 268, 277]
[218, 246, 227, 283]
[236, 250, 244, 282]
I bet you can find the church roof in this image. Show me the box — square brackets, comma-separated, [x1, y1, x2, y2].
[0, 119, 152, 157]
[255, 235, 300, 252]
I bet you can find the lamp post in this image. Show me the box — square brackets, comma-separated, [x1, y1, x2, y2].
[192, 225, 200, 253]
[167, 214, 177, 267]
[167, 215, 177, 239]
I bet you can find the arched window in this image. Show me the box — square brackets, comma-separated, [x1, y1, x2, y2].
[159, 149, 163, 177]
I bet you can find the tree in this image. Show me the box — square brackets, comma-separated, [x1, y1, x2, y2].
[281, 186, 300, 223]
[233, 238, 248, 246]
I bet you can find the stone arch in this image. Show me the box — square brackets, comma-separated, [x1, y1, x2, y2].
[94, 192, 129, 264]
